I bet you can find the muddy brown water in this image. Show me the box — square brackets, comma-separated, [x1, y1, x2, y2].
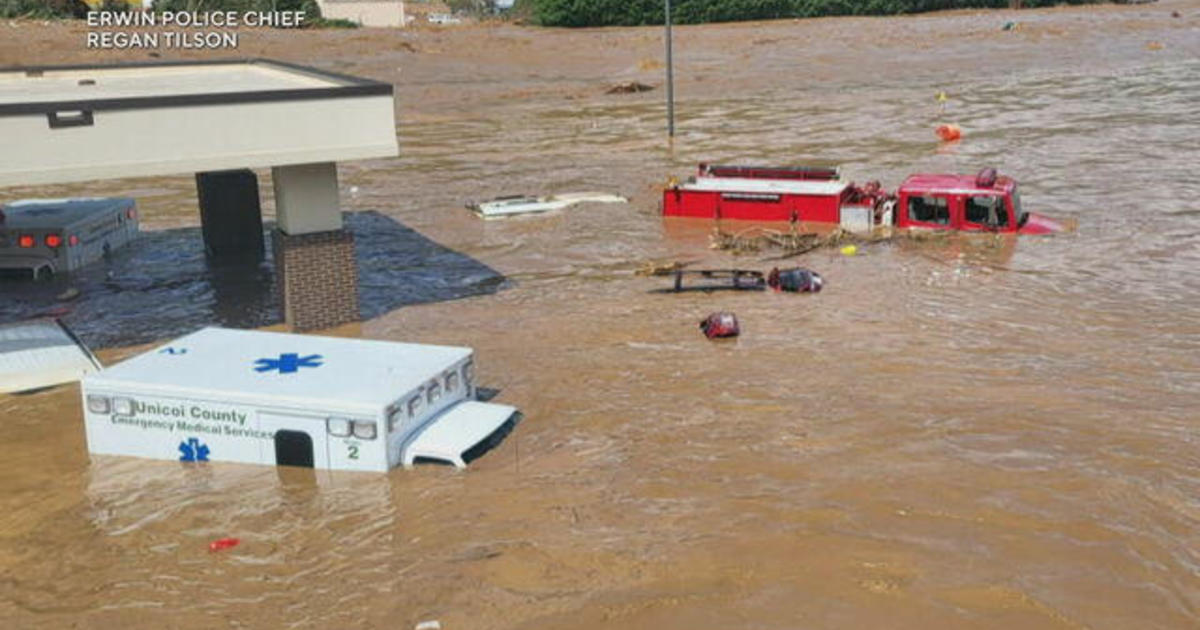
[3, 3, 1200, 629]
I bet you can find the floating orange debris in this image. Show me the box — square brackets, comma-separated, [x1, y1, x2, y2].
[935, 124, 962, 142]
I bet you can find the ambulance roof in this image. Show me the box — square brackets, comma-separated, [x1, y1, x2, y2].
[1, 198, 134, 229]
[84, 328, 471, 413]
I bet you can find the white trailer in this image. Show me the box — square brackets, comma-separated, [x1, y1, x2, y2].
[0, 197, 138, 279]
[0, 318, 102, 394]
[80, 328, 519, 471]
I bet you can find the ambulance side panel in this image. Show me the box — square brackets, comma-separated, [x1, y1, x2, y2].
[257, 410, 333, 470]
[67, 200, 138, 271]
[322, 410, 389, 472]
[81, 387, 383, 470]
[82, 389, 277, 465]
[385, 356, 475, 468]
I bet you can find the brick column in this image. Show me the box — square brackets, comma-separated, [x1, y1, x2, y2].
[272, 228, 359, 332]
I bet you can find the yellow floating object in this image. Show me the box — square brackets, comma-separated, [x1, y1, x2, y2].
[936, 91, 948, 103]
[840, 245, 857, 256]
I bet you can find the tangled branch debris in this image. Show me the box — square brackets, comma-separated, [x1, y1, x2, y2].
[636, 228, 962, 278]
[635, 260, 690, 276]
[709, 226, 948, 257]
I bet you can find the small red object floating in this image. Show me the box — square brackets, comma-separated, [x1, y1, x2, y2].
[208, 537, 240, 552]
[935, 124, 962, 142]
[700, 312, 740, 339]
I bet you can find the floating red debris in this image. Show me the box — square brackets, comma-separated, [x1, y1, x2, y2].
[700, 312, 740, 339]
[208, 537, 240, 552]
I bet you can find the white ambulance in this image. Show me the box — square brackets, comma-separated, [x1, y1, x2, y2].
[80, 328, 519, 471]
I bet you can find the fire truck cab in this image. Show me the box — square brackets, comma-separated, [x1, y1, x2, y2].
[895, 169, 1060, 234]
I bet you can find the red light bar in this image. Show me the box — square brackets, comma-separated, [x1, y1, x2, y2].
[69, 235, 80, 246]
[18, 234, 35, 248]
[45, 234, 63, 248]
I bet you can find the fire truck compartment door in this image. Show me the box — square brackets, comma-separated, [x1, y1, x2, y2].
[402, 401, 517, 469]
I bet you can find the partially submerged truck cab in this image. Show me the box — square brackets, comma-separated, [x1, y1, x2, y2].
[81, 328, 519, 472]
[896, 169, 1062, 234]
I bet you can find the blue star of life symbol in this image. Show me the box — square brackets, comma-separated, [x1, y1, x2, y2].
[179, 437, 210, 462]
[253, 353, 323, 374]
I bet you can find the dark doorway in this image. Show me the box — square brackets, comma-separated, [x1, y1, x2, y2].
[274, 430, 314, 468]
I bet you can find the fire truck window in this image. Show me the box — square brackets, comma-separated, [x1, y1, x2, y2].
[966, 196, 1007, 227]
[909, 196, 949, 225]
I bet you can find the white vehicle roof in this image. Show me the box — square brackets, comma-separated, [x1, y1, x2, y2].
[470, 192, 626, 218]
[1, 197, 134, 229]
[85, 327, 471, 414]
[0, 318, 102, 394]
[681, 177, 849, 197]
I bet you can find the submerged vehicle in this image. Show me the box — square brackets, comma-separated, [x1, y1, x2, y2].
[0, 197, 138, 280]
[469, 192, 627, 219]
[82, 327, 519, 471]
[662, 164, 1063, 234]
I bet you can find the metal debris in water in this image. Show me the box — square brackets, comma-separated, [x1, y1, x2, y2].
[606, 81, 655, 94]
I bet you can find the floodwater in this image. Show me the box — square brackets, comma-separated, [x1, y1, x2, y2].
[3, 3, 1200, 629]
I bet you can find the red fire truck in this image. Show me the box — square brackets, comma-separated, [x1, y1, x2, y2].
[662, 164, 1063, 235]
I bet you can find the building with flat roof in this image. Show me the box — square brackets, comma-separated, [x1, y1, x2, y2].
[0, 59, 399, 331]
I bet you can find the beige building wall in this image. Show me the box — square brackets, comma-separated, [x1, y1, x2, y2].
[317, 0, 409, 28]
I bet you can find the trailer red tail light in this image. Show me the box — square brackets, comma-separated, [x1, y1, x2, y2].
[69, 235, 80, 246]
[45, 234, 63, 248]
[126, 208, 136, 220]
[17, 234, 35, 248]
